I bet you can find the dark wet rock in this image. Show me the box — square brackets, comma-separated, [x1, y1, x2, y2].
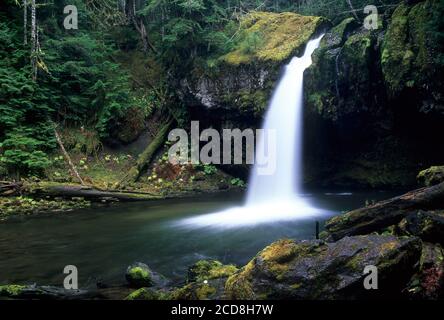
[225, 235, 421, 300]
[396, 210, 444, 244]
[323, 182, 444, 241]
[417, 166, 444, 187]
[0, 284, 96, 300]
[405, 242, 444, 299]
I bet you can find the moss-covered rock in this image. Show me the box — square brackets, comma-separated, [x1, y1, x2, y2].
[125, 262, 153, 288]
[169, 281, 222, 300]
[225, 235, 421, 299]
[187, 260, 238, 283]
[0, 284, 26, 297]
[125, 287, 170, 300]
[0, 196, 91, 218]
[417, 166, 444, 187]
[396, 210, 444, 244]
[0, 284, 93, 299]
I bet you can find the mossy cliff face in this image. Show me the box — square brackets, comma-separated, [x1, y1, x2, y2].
[381, 0, 443, 113]
[182, 11, 328, 122]
[303, 0, 444, 188]
[225, 236, 421, 299]
[179, 2, 443, 189]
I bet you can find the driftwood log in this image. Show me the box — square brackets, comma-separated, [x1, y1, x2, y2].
[323, 182, 444, 241]
[23, 182, 163, 202]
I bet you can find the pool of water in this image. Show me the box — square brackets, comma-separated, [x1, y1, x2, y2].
[0, 190, 401, 288]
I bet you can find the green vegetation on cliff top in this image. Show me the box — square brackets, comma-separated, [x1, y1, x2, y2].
[222, 11, 326, 65]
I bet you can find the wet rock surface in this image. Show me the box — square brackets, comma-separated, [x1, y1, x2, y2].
[224, 235, 421, 300]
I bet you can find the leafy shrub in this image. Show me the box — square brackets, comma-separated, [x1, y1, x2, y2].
[230, 178, 246, 187]
[0, 127, 53, 176]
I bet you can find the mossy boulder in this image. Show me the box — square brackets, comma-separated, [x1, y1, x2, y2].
[169, 280, 223, 300]
[187, 260, 238, 283]
[125, 287, 170, 300]
[225, 235, 421, 299]
[167, 260, 238, 300]
[405, 242, 444, 299]
[417, 166, 444, 187]
[396, 210, 444, 245]
[125, 262, 153, 288]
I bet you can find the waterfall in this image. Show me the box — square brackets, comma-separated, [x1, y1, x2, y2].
[180, 35, 325, 228]
[247, 34, 324, 204]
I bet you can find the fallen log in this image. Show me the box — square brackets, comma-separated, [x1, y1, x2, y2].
[0, 181, 22, 196]
[120, 118, 174, 186]
[23, 182, 164, 202]
[323, 182, 444, 241]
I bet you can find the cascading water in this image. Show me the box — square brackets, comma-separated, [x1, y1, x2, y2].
[180, 35, 325, 228]
[247, 34, 324, 203]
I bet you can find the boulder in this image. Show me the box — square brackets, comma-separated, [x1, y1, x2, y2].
[125, 262, 153, 288]
[225, 235, 421, 300]
[417, 166, 444, 187]
[187, 260, 238, 283]
[124, 260, 237, 300]
[396, 210, 444, 244]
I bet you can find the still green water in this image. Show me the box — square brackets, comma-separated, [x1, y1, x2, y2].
[0, 190, 400, 288]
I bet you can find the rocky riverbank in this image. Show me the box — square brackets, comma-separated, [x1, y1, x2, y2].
[2, 177, 444, 300]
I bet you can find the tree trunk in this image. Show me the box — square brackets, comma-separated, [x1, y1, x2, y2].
[324, 182, 444, 241]
[23, 0, 27, 45]
[53, 127, 86, 186]
[120, 119, 174, 185]
[30, 0, 37, 80]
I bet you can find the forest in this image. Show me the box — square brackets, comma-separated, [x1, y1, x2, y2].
[1, 0, 444, 304]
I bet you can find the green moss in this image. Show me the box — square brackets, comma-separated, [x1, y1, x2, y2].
[222, 12, 326, 65]
[188, 260, 238, 283]
[125, 288, 167, 300]
[170, 283, 217, 300]
[0, 285, 26, 297]
[128, 267, 150, 282]
[382, 1, 436, 95]
[224, 260, 256, 299]
[417, 165, 444, 187]
[322, 17, 357, 49]
[0, 196, 91, 218]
